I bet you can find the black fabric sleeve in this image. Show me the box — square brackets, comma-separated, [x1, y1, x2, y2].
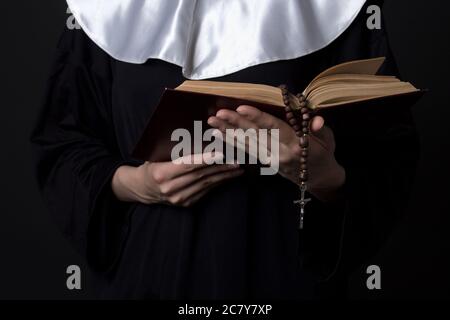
[30, 28, 143, 272]
[302, 0, 420, 281]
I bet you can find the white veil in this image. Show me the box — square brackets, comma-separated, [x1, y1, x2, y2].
[67, 0, 367, 79]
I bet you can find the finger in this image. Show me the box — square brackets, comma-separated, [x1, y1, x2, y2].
[215, 109, 260, 131]
[166, 168, 244, 206]
[207, 115, 238, 133]
[158, 151, 224, 181]
[178, 168, 244, 207]
[212, 128, 264, 164]
[180, 172, 239, 207]
[159, 162, 240, 196]
[236, 105, 285, 130]
[309, 116, 334, 151]
[171, 150, 223, 165]
[208, 117, 249, 159]
[310, 116, 325, 133]
[179, 186, 211, 207]
[209, 113, 273, 162]
[236, 105, 298, 142]
[179, 181, 222, 207]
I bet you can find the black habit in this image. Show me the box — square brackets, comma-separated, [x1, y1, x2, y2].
[31, 1, 419, 299]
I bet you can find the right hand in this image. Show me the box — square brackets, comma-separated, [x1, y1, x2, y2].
[111, 152, 244, 207]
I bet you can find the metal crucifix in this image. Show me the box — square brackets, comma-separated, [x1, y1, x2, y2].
[293, 184, 311, 229]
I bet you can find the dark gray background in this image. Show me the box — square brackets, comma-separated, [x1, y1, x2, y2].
[1, 0, 449, 300]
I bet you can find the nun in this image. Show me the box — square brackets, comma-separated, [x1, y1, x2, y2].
[31, 0, 418, 299]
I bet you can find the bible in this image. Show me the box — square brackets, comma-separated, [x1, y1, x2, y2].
[132, 57, 424, 162]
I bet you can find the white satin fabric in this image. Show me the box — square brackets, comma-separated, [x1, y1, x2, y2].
[67, 0, 367, 79]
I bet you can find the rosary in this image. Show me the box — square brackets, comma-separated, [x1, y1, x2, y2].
[281, 85, 313, 230]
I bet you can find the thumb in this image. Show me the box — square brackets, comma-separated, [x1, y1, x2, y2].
[310, 116, 325, 137]
[310, 116, 334, 150]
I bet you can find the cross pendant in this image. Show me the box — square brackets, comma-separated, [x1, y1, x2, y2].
[293, 186, 311, 229]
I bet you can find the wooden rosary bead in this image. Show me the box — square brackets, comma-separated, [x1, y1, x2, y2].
[282, 85, 312, 229]
[286, 111, 294, 120]
[296, 93, 305, 100]
[299, 171, 308, 181]
[299, 136, 309, 148]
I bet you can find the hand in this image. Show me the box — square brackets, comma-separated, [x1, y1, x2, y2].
[207, 105, 346, 202]
[112, 152, 244, 207]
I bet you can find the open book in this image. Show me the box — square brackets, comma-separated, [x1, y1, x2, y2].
[133, 57, 423, 162]
[176, 57, 418, 110]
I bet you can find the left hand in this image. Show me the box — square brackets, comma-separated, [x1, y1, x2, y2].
[207, 105, 346, 202]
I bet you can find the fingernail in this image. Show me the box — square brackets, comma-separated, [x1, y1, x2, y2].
[236, 106, 245, 113]
[216, 110, 228, 119]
